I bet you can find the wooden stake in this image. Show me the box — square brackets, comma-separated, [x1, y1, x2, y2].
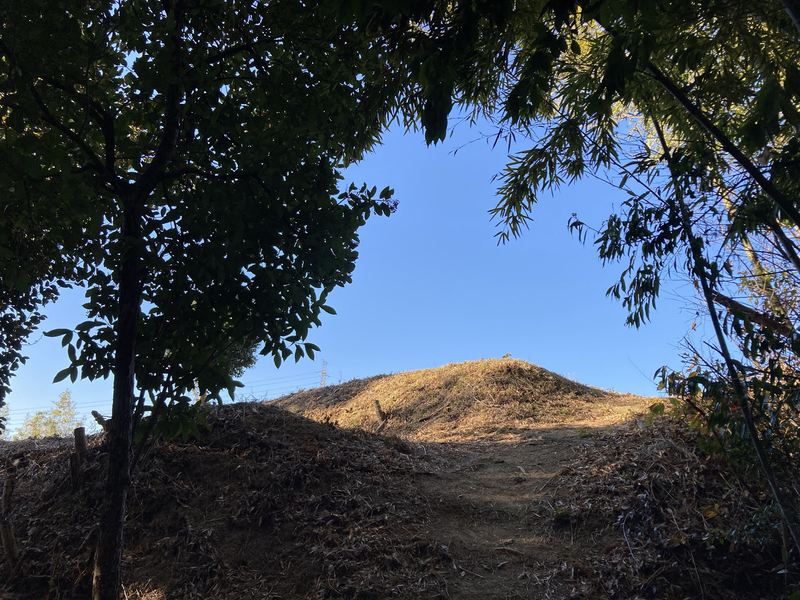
[70, 452, 81, 492]
[372, 399, 387, 423]
[75, 426, 88, 460]
[0, 522, 17, 565]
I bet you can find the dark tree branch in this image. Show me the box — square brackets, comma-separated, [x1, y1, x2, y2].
[39, 76, 118, 176]
[206, 43, 251, 64]
[651, 113, 800, 557]
[26, 83, 106, 175]
[134, 0, 186, 196]
[133, 82, 183, 195]
[0, 42, 107, 174]
[712, 290, 795, 337]
[161, 166, 207, 180]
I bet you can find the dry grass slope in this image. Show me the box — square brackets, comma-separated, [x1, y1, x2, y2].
[273, 359, 634, 440]
[0, 403, 445, 599]
[1, 360, 791, 599]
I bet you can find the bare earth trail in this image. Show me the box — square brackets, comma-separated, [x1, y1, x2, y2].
[268, 361, 662, 599]
[400, 398, 649, 600]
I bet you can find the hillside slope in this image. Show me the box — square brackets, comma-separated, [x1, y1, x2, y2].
[273, 359, 647, 440]
[0, 361, 793, 599]
[0, 403, 447, 599]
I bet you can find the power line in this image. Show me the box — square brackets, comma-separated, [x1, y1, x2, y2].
[4, 363, 334, 427]
[240, 380, 321, 399]
[239, 370, 320, 386]
[241, 376, 322, 393]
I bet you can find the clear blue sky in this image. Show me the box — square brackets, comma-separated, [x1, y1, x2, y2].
[4, 121, 700, 434]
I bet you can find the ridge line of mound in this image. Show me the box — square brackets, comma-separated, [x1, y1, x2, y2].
[272, 359, 637, 441]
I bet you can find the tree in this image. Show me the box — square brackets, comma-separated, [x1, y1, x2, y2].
[1, 1, 404, 597]
[12, 390, 84, 440]
[363, 0, 800, 553]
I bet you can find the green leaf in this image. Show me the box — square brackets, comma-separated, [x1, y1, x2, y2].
[61, 331, 74, 347]
[75, 320, 103, 332]
[53, 367, 72, 383]
[43, 329, 72, 338]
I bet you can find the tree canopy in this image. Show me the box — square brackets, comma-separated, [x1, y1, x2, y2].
[1, 0, 403, 408]
[1, 1, 405, 596]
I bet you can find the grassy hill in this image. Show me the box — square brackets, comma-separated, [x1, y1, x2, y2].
[0, 360, 792, 599]
[272, 358, 646, 440]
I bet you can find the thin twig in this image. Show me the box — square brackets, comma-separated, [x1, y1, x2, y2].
[534, 474, 556, 493]
[453, 561, 486, 579]
[494, 546, 525, 556]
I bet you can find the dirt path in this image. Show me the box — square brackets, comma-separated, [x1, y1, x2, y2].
[412, 399, 649, 599]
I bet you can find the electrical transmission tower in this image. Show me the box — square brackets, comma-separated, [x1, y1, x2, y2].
[320, 360, 328, 387]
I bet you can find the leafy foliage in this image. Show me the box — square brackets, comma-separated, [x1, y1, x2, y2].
[12, 390, 84, 440]
[362, 0, 800, 553]
[1, 1, 408, 595]
[1, 0, 403, 407]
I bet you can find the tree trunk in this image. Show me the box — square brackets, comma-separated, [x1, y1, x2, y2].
[92, 9, 183, 595]
[93, 192, 143, 600]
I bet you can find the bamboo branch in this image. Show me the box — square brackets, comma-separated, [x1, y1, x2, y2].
[644, 63, 800, 229]
[576, 11, 800, 230]
[782, 0, 800, 36]
[712, 291, 795, 337]
[767, 219, 800, 276]
[651, 114, 800, 556]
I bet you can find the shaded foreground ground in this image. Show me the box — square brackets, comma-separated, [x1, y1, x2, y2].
[0, 360, 795, 598]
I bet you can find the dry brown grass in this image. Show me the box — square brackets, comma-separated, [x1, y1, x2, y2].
[0, 403, 445, 599]
[0, 361, 793, 599]
[273, 358, 649, 441]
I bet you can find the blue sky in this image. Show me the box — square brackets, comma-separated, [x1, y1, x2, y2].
[3, 121, 700, 434]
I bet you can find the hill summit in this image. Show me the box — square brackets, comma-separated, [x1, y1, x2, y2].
[273, 359, 641, 440]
